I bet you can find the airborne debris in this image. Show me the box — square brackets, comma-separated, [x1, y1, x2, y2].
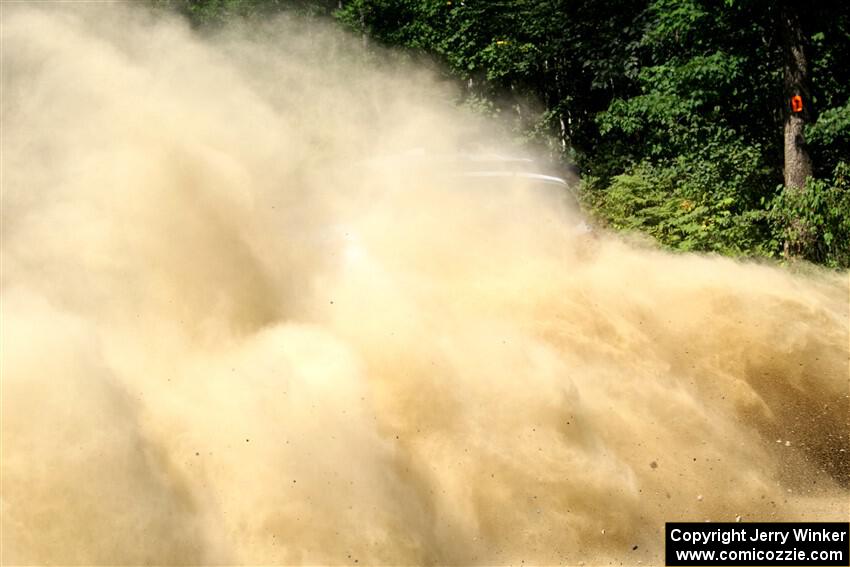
[2, 2, 848, 565]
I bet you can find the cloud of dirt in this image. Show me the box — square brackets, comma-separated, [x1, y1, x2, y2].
[2, 3, 848, 565]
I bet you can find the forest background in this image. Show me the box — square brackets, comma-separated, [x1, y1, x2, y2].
[156, 0, 850, 268]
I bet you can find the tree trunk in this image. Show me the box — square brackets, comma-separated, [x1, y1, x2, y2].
[779, 1, 815, 258]
[780, 1, 812, 191]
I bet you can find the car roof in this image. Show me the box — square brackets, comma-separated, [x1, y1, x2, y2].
[365, 150, 569, 186]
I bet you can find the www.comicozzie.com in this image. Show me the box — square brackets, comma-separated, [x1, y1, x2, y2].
[665, 522, 850, 566]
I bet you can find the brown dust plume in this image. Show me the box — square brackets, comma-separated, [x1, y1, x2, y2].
[1, 3, 848, 565]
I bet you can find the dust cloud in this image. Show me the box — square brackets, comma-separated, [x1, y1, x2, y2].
[1, 3, 848, 565]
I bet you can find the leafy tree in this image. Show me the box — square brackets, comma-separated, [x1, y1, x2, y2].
[586, 0, 849, 265]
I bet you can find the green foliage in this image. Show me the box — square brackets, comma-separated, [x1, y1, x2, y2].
[808, 101, 850, 146]
[584, 157, 776, 257]
[807, 100, 850, 176]
[336, 0, 446, 51]
[769, 163, 850, 268]
[585, 0, 850, 267]
[594, 0, 781, 177]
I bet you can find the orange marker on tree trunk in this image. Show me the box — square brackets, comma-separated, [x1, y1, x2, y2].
[791, 95, 803, 113]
